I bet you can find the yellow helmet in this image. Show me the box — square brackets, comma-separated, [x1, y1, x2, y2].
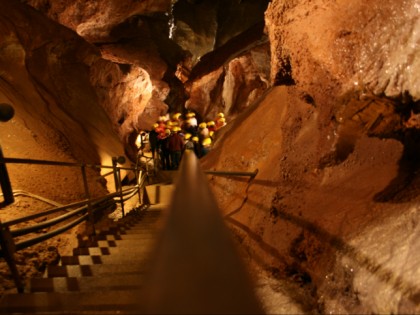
[202, 137, 212, 146]
[207, 121, 215, 126]
[199, 122, 207, 129]
[209, 131, 215, 138]
[217, 112, 224, 118]
[172, 126, 181, 132]
[219, 117, 226, 123]
[184, 133, 192, 140]
[192, 136, 199, 142]
[153, 123, 159, 129]
[165, 129, 171, 135]
[186, 112, 196, 118]
[173, 112, 182, 120]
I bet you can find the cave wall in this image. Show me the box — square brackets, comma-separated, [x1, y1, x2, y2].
[0, 0, 125, 200]
[202, 0, 420, 313]
[1, 0, 419, 313]
[185, 42, 271, 121]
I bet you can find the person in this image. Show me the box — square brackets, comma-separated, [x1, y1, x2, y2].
[167, 127, 184, 170]
[184, 133, 195, 151]
[201, 137, 212, 157]
[207, 121, 216, 132]
[149, 124, 159, 160]
[158, 129, 171, 170]
[215, 112, 226, 130]
[192, 136, 201, 158]
[198, 122, 209, 140]
[184, 112, 198, 135]
[171, 112, 183, 129]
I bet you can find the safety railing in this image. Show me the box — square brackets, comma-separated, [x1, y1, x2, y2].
[204, 169, 258, 178]
[0, 155, 148, 293]
[141, 150, 263, 314]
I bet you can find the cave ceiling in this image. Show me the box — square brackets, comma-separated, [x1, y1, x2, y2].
[22, 0, 270, 94]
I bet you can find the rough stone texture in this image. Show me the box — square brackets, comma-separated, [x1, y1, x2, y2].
[186, 43, 270, 121]
[200, 0, 420, 313]
[1, 0, 419, 313]
[0, 0, 124, 182]
[21, 0, 172, 43]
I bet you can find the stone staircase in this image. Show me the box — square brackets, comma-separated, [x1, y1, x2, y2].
[0, 177, 173, 314]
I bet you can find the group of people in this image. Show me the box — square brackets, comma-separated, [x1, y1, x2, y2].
[144, 111, 226, 170]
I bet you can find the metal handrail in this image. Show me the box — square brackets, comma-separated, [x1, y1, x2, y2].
[141, 150, 263, 314]
[0, 154, 149, 292]
[0, 157, 135, 172]
[204, 169, 258, 178]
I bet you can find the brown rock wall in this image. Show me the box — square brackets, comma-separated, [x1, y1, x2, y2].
[0, 1, 123, 198]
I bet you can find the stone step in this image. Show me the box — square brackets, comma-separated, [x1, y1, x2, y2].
[28, 274, 145, 293]
[87, 232, 157, 241]
[58, 252, 152, 266]
[76, 236, 156, 249]
[92, 239, 155, 248]
[0, 289, 148, 314]
[45, 263, 150, 278]
[73, 245, 155, 256]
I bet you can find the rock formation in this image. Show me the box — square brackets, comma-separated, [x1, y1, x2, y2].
[0, 0, 419, 313]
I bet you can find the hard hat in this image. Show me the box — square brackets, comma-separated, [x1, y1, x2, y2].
[202, 137, 212, 146]
[173, 126, 181, 132]
[186, 112, 196, 118]
[184, 133, 192, 140]
[219, 117, 226, 123]
[209, 131, 214, 138]
[217, 112, 224, 118]
[153, 123, 159, 129]
[192, 136, 199, 142]
[199, 122, 207, 129]
[173, 112, 182, 120]
[207, 121, 215, 126]
[167, 121, 174, 127]
[165, 129, 171, 135]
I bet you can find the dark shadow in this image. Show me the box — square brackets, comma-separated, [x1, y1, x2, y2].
[223, 196, 420, 306]
[375, 128, 420, 202]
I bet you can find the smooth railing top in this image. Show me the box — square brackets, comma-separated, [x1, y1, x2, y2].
[142, 150, 263, 314]
[204, 169, 258, 178]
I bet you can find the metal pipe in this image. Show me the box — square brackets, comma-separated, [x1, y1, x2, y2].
[10, 206, 87, 237]
[13, 214, 89, 252]
[2, 192, 120, 227]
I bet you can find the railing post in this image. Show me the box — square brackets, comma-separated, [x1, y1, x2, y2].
[81, 164, 95, 235]
[0, 103, 15, 206]
[112, 157, 125, 217]
[135, 166, 142, 203]
[0, 145, 14, 206]
[0, 221, 23, 293]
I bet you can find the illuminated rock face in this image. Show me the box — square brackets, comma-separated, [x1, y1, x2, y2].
[0, 0, 419, 313]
